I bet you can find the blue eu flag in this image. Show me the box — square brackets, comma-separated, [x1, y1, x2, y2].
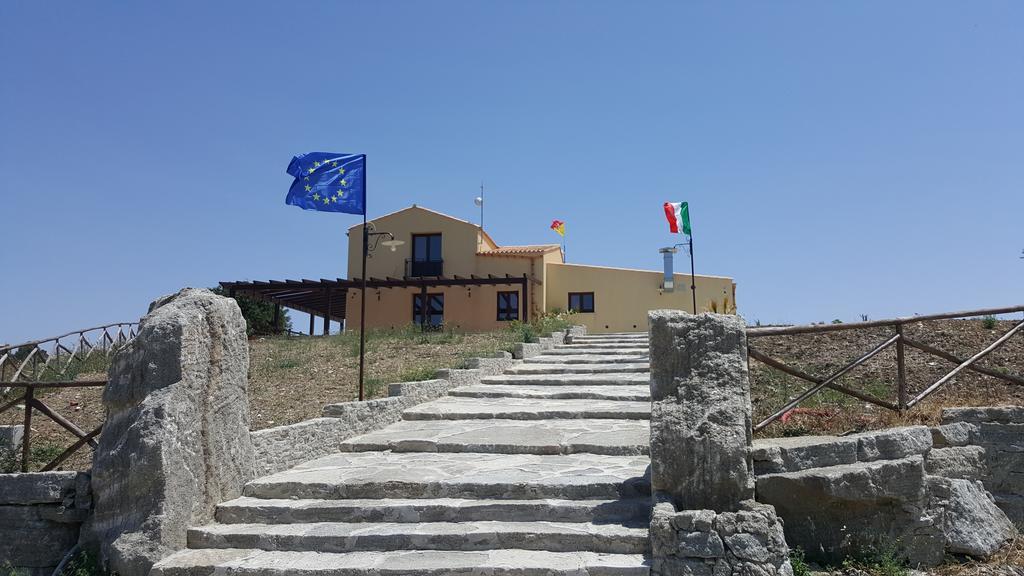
[285, 152, 365, 215]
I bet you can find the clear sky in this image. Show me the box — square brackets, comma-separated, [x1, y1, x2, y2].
[2, 2, 1023, 344]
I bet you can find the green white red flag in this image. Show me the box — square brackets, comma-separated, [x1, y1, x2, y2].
[663, 202, 691, 236]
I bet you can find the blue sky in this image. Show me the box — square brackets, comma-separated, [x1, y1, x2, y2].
[2, 2, 1023, 343]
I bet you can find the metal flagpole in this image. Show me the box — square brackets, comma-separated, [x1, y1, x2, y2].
[689, 235, 697, 314]
[358, 154, 368, 401]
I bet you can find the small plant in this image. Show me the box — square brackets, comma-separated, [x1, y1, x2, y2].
[789, 548, 811, 576]
[363, 377, 385, 398]
[843, 542, 909, 576]
[399, 365, 439, 382]
[276, 358, 300, 369]
[982, 315, 998, 329]
[59, 550, 104, 576]
[832, 319, 843, 324]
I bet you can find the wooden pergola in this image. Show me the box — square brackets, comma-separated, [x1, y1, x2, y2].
[219, 274, 530, 334]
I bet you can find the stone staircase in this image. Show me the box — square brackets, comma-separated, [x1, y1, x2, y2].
[153, 332, 653, 575]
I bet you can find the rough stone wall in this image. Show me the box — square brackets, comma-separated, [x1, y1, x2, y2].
[651, 498, 792, 576]
[251, 351, 519, 477]
[648, 311, 790, 576]
[754, 425, 1017, 565]
[936, 406, 1024, 526]
[0, 471, 91, 576]
[648, 311, 753, 511]
[82, 288, 256, 576]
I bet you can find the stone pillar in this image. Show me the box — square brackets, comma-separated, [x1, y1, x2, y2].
[83, 288, 256, 576]
[648, 311, 791, 576]
[648, 310, 754, 511]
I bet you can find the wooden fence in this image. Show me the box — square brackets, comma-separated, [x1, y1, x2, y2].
[0, 323, 137, 472]
[747, 305, 1024, 432]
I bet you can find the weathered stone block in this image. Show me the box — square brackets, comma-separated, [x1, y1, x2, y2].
[756, 455, 943, 566]
[648, 311, 753, 512]
[942, 406, 1024, 425]
[751, 435, 858, 475]
[925, 446, 986, 480]
[854, 426, 932, 462]
[84, 288, 256, 576]
[926, 475, 1017, 557]
[0, 471, 77, 505]
[930, 421, 976, 448]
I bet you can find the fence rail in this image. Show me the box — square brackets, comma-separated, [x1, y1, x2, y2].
[747, 305, 1024, 432]
[1, 322, 137, 472]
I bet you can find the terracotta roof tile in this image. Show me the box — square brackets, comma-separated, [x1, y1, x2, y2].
[478, 245, 561, 257]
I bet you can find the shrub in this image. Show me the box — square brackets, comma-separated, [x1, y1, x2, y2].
[211, 287, 292, 336]
[982, 315, 998, 329]
[789, 548, 811, 576]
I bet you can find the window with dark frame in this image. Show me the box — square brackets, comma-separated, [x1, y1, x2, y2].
[568, 292, 595, 313]
[410, 233, 443, 277]
[497, 291, 519, 321]
[412, 293, 444, 327]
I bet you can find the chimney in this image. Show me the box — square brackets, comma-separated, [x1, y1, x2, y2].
[659, 247, 677, 292]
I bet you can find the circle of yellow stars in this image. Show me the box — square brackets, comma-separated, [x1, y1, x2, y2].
[303, 159, 351, 206]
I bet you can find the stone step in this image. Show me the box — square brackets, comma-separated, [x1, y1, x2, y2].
[558, 342, 650, 350]
[480, 372, 650, 386]
[452, 384, 650, 401]
[187, 520, 650, 554]
[544, 344, 647, 354]
[402, 397, 651, 421]
[339, 418, 649, 456]
[152, 548, 651, 576]
[524, 354, 649, 365]
[216, 496, 652, 525]
[244, 452, 651, 501]
[503, 363, 650, 375]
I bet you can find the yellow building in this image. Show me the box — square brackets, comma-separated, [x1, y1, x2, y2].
[344, 205, 736, 334]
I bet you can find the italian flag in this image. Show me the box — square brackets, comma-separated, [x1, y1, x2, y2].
[664, 202, 691, 235]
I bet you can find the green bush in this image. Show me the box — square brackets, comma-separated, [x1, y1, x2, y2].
[789, 548, 811, 576]
[982, 315, 998, 329]
[211, 287, 292, 336]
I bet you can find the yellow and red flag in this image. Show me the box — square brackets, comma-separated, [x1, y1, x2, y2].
[550, 219, 566, 237]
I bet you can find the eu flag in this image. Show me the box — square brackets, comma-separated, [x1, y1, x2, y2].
[285, 152, 365, 215]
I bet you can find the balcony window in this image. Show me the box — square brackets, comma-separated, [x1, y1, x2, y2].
[497, 291, 519, 321]
[568, 292, 595, 313]
[409, 233, 442, 277]
[413, 293, 444, 327]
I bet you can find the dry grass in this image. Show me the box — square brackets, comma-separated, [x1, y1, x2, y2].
[246, 326, 524, 430]
[750, 319, 1024, 438]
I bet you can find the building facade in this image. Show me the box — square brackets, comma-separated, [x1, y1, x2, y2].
[345, 205, 736, 334]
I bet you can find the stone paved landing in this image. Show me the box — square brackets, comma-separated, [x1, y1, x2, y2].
[401, 396, 651, 420]
[152, 548, 651, 576]
[155, 332, 654, 575]
[339, 418, 650, 455]
[245, 451, 651, 500]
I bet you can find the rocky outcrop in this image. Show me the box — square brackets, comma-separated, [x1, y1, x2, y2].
[648, 311, 753, 512]
[755, 427, 1017, 566]
[83, 288, 255, 575]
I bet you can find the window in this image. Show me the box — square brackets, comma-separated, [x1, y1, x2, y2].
[413, 293, 444, 327]
[497, 291, 519, 321]
[568, 292, 595, 313]
[410, 234, 443, 276]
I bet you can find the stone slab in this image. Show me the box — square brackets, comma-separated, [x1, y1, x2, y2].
[216, 496, 651, 525]
[340, 418, 650, 455]
[187, 520, 649, 554]
[541, 347, 650, 355]
[244, 452, 651, 501]
[751, 435, 858, 475]
[0, 471, 78, 505]
[481, 373, 650, 386]
[151, 548, 651, 576]
[451, 384, 651, 401]
[525, 354, 650, 365]
[504, 363, 650, 375]
[925, 446, 987, 480]
[942, 406, 1024, 425]
[401, 397, 651, 420]
[559, 343, 651, 349]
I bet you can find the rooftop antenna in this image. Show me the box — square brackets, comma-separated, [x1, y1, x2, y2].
[474, 182, 484, 229]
